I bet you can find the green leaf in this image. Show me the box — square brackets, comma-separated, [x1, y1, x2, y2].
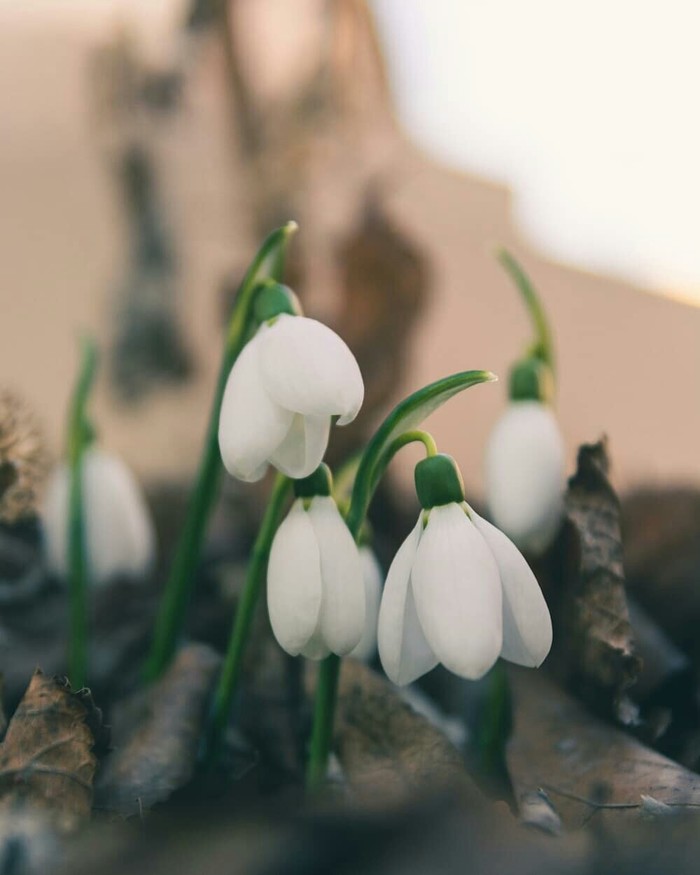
[496, 248, 555, 374]
[345, 369, 497, 538]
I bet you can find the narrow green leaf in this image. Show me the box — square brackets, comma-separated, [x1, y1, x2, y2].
[345, 369, 497, 538]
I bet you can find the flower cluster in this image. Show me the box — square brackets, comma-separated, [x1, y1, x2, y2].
[218, 282, 553, 687]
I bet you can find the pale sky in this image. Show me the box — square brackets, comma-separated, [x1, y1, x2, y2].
[370, 0, 700, 305]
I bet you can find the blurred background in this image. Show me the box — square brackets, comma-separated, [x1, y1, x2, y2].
[1, 0, 698, 497]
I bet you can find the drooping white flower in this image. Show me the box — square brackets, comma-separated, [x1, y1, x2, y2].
[485, 400, 565, 554]
[218, 313, 364, 483]
[267, 495, 365, 659]
[42, 447, 156, 585]
[349, 546, 383, 662]
[378, 453, 552, 686]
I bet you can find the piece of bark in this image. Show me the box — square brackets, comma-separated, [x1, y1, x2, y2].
[329, 660, 480, 807]
[622, 488, 700, 661]
[96, 644, 221, 816]
[507, 667, 700, 830]
[550, 440, 640, 718]
[0, 672, 104, 831]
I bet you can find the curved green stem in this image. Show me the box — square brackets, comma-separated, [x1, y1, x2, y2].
[346, 371, 495, 540]
[205, 473, 291, 764]
[144, 222, 297, 683]
[496, 248, 555, 374]
[67, 337, 98, 689]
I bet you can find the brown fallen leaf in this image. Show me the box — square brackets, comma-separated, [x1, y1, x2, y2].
[507, 667, 700, 830]
[329, 659, 480, 807]
[0, 671, 105, 830]
[549, 440, 640, 718]
[95, 644, 221, 816]
[622, 487, 700, 661]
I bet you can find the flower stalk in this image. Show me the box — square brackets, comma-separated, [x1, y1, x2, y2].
[144, 221, 298, 683]
[496, 248, 555, 376]
[205, 472, 291, 764]
[67, 337, 98, 689]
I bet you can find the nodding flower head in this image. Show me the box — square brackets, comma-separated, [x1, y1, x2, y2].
[378, 453, 552, 685]
[42, 447, 156, 586]
[218, 285, 364, 483]
[485, 399, 565, 554]
[267, 465, 366, 660]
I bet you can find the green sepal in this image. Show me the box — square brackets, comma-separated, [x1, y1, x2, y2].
[414, 454, 465, 509]
[508, 357, 554, 403]
[254, 282, 302, 324]
[294, 463, 333, 499]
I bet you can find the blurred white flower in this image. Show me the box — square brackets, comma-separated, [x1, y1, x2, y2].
[485, 400, 565, 554]
[378, 502, 552, 686]
[218, 315, 364, 482]
[42, 447, 155, 585]
[349, 546, 383, 662]
[267, 496, 365, 659]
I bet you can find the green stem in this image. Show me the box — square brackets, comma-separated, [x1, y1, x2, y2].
[306, 654, 341, 791]
[67, 338, 98, 689]
[476, 659, 512, 779]
[496, 248, 555, 374]
[205, 473, 291, 763]
[144, 222, 297, 683]
[305, 429, 437, 791]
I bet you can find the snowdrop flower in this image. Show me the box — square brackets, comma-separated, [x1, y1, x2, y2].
[42, 447, 155, 585]
[267, 465, 365, 659]
[378, 453, 552, 686]
[486, 398, 565, 555]
[349, 545, 383, 662]
[218, 284, 364, 483]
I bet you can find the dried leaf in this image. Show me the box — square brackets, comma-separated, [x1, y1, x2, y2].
[622, 487, 700, 659]
[0, 671, 103, 830]
[330, 660, 480, 807]
[96, 644, 221, 816]
[551, 440, 641, 716]
[507, 668, 700, 830]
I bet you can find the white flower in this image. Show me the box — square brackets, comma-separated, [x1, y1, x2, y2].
[349, 546, 383, 662]
[378, 502, 552, 685]
[42, 447, 156, 585]
[218, 315, 364, 482]
[267, 496, 365, 659]
[485, 400, 565, 554]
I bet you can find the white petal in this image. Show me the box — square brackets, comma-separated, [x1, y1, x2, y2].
[258, 315, 364, 425]
[411, 504, 502, 680]
[299, 634, 331, 661]
[218, 334, 294, 482]
[42, 449, 155, 586]
[378, 516, 438, 685]
[81, 450, 156, 585]
[42, 464, 70, 577]
[267, 500, 323, 656]
[349, 546, 384, 662]
[269, 413, 331, 479]
[485, 401, 566, 554]
[307, 496, 365, 655]
[469, 509, 553, 667]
